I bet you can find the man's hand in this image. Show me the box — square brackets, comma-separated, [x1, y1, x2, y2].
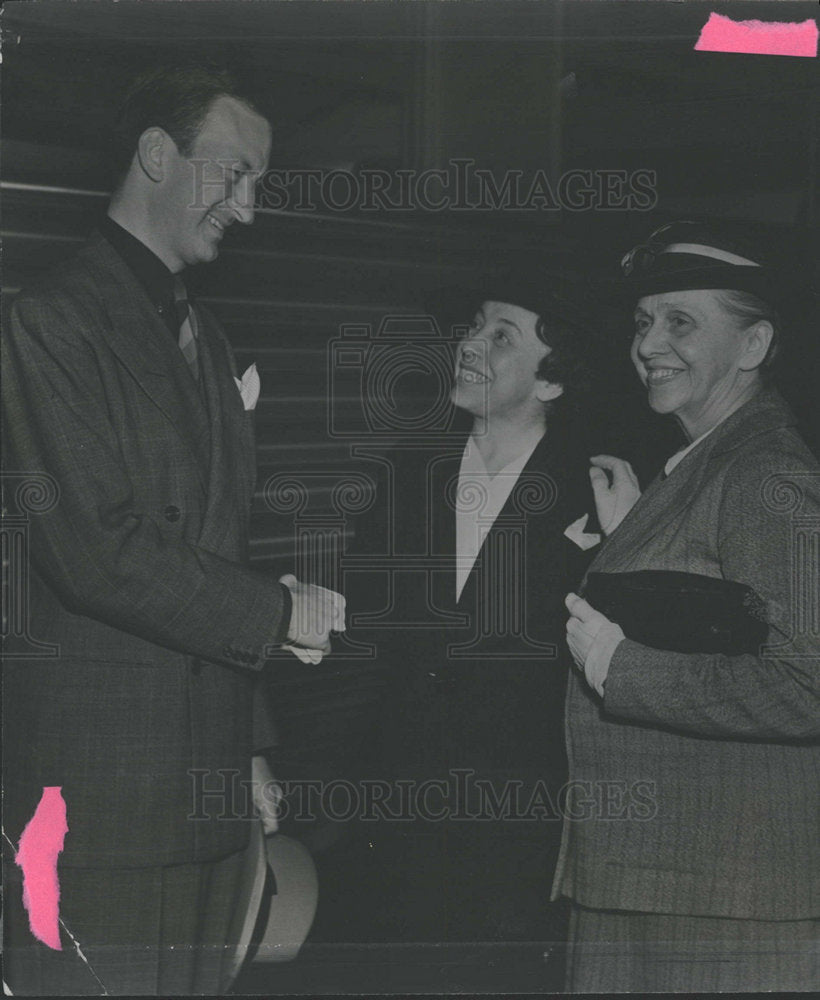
[279, 574, 345, 656]
[589, 455, 641, 536]
[251, 754, 281, 835]
[565, 592, 625, 698]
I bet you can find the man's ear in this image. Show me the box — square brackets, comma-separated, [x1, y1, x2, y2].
[136, 127, 169, 182]
[536, 379, 564, 403]
[738, 321, 774, 372]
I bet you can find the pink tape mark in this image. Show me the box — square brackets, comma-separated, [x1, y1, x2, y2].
[695, 12, 818, 58]
[15, 786, 69, 951]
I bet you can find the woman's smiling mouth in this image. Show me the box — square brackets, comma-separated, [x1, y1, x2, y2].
[457, 365, 489, 384]
[645, 367, 684, 385]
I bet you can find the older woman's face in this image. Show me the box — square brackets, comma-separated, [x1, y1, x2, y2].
[631, 289, 755, 438]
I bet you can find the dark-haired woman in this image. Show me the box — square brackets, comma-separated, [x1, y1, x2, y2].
[340, 270, 601, 971]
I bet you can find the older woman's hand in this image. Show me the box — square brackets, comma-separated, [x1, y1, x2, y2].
[565, 592, 625, 697]
[589, 455, 641, 536]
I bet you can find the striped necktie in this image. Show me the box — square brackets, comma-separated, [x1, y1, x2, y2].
[173, 276, 200, 384]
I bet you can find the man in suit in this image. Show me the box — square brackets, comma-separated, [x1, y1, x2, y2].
[2, 64, 341, 995]
[340, 271, 600, 970]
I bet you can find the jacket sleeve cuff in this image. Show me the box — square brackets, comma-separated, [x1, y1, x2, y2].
[602, 638, 675, 722]
[253, 672, 279, 751]
[273, 582, 292, 645]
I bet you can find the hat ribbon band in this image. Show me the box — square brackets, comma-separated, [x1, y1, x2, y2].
[659, 243, 761, 267]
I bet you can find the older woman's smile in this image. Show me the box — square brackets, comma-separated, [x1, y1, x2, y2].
[644, 365, 685, 385]
[630, 289, 771, 440]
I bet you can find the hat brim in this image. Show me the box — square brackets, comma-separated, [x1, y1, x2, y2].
[426, 270, 600, 339]
[621, 262, 791, 309]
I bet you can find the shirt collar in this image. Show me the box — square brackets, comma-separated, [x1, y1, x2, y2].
[664, 420, 722, 477]
[99, 216, 177, 319]
[462, 434, 541, 480]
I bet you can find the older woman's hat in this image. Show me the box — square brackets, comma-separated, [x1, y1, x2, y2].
[620, 220, 789, 306]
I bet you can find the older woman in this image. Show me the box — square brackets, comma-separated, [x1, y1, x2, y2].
[553, 221, 819, 992]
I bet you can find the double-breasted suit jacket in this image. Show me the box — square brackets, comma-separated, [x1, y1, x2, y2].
[553, 388, 820, 920]
[3, 233, 286, 868]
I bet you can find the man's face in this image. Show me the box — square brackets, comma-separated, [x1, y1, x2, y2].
[450, 300, 560, 422]
[154, 95, 271, 271]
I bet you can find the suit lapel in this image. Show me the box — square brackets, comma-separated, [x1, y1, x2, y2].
[457, 430, 557, 609]
[87, 237, 212, 488]
[591, 450, 713, 573]
[592, 389, 794, 573]
[427, 442, 466, 611]
[195, 310, 256, 553]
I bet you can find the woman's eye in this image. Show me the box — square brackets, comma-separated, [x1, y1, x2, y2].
[493, 331, 509, 344]
[668, 315, 692, 332]
[634, 319, 650, 337]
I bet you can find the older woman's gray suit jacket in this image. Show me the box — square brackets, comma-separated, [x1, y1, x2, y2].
[553, 387, 820, 920]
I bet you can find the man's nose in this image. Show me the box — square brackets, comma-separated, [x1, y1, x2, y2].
[226, 178, 256, 225]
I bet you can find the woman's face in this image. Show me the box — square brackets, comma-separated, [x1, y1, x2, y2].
[631, 289, 758, 438]
[450, 300, 561, 422]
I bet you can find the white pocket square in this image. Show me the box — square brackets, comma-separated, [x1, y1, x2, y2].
[234, 363, 260, 411]
[564, 513, 601, 551]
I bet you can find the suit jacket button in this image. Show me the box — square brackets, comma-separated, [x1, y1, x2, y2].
[164, 505, 181, 522]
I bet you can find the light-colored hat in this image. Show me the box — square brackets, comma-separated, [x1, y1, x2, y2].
[254, 831, 319, 963]
[222, 821, 319, 990]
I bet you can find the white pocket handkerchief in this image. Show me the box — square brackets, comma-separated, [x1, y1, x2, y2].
[234, 363, 260, 411]
[564, 513, 601, 551]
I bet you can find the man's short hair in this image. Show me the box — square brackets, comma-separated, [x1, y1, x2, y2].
[111, 63, 262, 182]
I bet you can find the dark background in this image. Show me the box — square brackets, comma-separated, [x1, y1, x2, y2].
[3, 1, 818, 988]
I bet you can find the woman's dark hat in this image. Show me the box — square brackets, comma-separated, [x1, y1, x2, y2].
[619, 220, 790, 306]
[427, 264, 601, 341]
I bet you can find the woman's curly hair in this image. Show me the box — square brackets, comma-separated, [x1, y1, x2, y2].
[534, 311, 596, 415]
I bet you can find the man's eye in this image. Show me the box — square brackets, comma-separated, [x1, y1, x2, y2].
[493, 330, 509, 344]
[668, 315, 692, 332]
[634, 319, 650, 336]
